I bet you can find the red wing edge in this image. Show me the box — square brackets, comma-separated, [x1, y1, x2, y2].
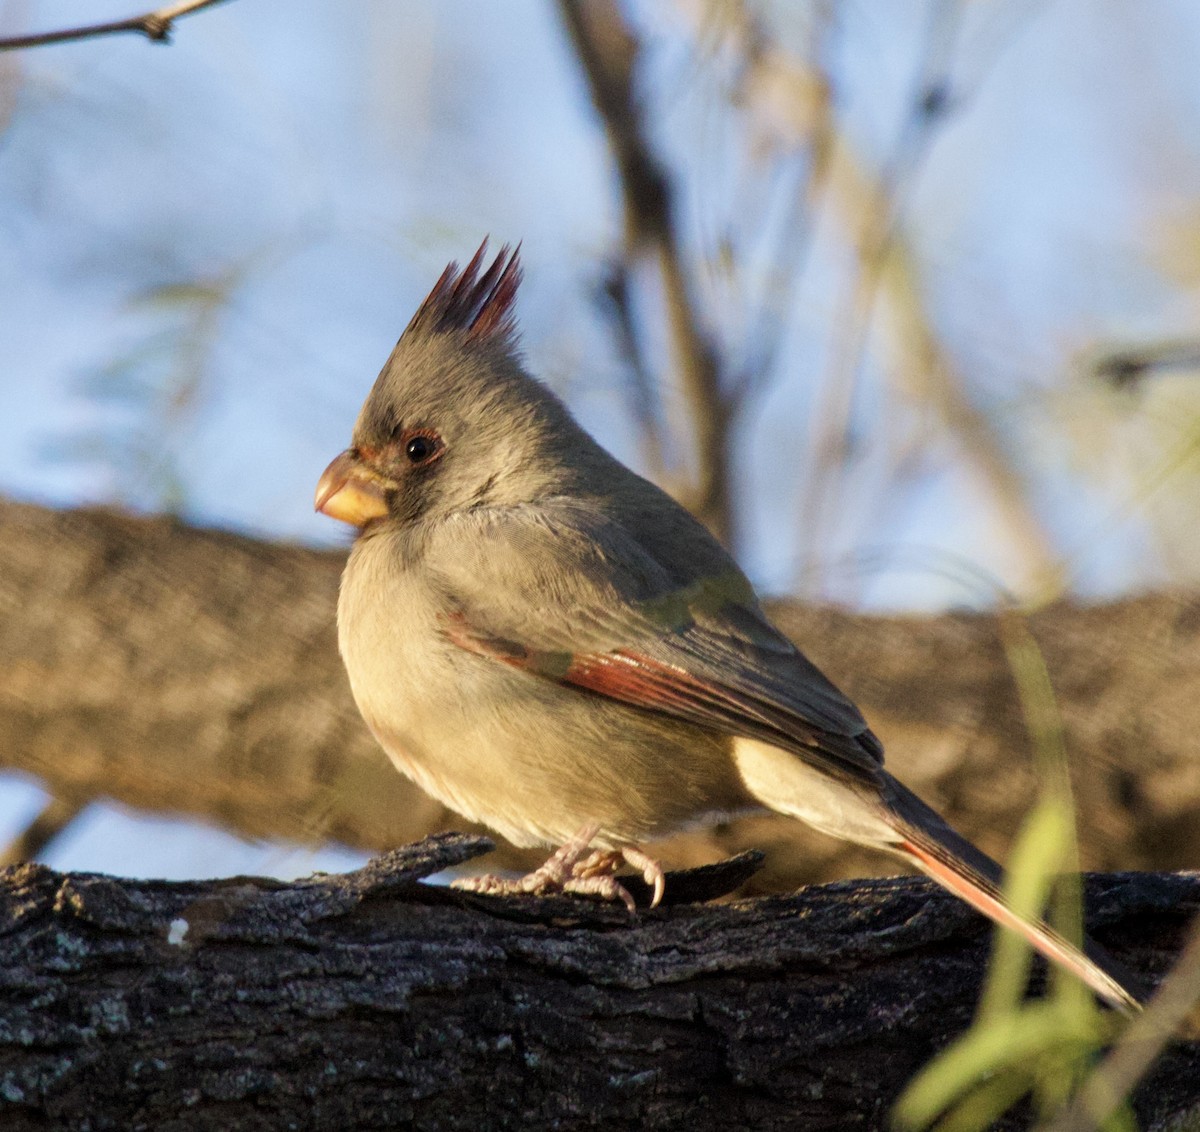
[443, 615, 877, 783]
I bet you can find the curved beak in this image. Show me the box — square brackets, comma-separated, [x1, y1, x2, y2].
[314, 449, 390, 527]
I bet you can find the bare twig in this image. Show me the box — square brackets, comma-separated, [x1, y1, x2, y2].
[662, 1, 1057, 596]
[599, 264, 668, 486]
[769, 6, 1061, 596]
[731, 128, 834, 409]
[0, 795, 84, 866]
[798, 0, 966, 593]
[873, 232, 1062, 590]
[721, 0, 838, 409]
[1092, 339, 1200, 391]
[0, 0, 231, 52]
[557, 0, 733, 545]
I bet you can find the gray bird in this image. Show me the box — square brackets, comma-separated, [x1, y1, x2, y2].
[316, 243, 1142, 1014]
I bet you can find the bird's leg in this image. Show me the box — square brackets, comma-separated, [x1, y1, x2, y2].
[572, 845, 666, 908]
[452, 824, 638, 911]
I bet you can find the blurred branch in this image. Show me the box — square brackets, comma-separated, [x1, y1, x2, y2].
[1092, 339, 1200, 391]
[874, 228, 1062, 587]
[1054, 400, 1200, 595]
[599, 264, 668, 485]
[60, 247, 284, 513]
[798, 0, 967, 590]
[792, 12, 1058, 596]
[6, 499, 1200, 894]
[662, 1, 1058, 595]
[0, 794, 84, 866]
[0, 0, 231, 52]
[730, 144, 832, 407]
[721, 0, 838, 408]
[558, 0, 733, 545]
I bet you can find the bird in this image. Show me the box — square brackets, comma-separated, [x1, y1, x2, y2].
[315, 241, 1143, 1015]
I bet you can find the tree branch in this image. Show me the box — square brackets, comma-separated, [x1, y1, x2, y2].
[557, 0, 733, 545]
[0, 794, 84, 867]
[1091, 338, 1200, 391]
[0, 833, 1195, 1129]
[0, 0, 232, 52]
[4, 497, 1200, 893]
[599, 262, 668, 486]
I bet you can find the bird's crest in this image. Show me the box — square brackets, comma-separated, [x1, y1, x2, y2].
[406, 241, 522, 348]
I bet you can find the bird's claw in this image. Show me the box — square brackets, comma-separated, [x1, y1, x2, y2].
[562, 874, 637, 913]
[619, 846, 666, 908]
[572, 846, 665, 908]
[451, 824, 664, 912]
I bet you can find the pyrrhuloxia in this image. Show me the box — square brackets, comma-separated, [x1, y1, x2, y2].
[316, 243, 1142, 1014]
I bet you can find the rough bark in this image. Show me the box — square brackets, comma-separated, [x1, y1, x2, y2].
[3, 497, 1200, 890]
[0, 834, 1196, 1131]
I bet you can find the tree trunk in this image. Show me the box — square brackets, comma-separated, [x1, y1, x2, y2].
[0, 834, 1196, 1130]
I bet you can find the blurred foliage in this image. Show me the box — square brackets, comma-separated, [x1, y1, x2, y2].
[45, 277, 235, 513]
[894, 802, 1124, 1130]
[895, 616, 1131, 1131]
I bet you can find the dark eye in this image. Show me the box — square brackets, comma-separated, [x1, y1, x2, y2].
[402, 431, 442, 466]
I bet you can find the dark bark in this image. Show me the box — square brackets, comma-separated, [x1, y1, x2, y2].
[0, 834, 1196, 1131]
[3, 497, 1200, 891]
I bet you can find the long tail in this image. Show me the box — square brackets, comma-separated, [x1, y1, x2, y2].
[882, 775, 1146, 1016]
[732, 736, 1146, 1013]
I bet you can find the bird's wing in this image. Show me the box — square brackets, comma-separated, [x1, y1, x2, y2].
[428, 502, 1147, 1015]
[428, 501, 883, 786]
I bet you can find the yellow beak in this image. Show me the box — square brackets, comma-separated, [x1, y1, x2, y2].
[314, 449, 390, 527]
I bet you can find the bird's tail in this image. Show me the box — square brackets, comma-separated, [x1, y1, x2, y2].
[881, 775, 1146, 1016]
[732, 735, 1145, 1013]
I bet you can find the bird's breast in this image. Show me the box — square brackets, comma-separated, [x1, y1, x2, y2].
[336, 537, 756, 847]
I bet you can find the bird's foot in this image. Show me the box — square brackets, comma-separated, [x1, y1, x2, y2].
[451, 825, 664, 912]
[572, 846, 665, 908]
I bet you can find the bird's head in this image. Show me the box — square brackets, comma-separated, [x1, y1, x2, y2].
[316, 242, 590, 532]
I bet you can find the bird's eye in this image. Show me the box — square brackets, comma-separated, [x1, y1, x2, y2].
[405, 436, 432, 461]
[401, 431, 443, 466]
